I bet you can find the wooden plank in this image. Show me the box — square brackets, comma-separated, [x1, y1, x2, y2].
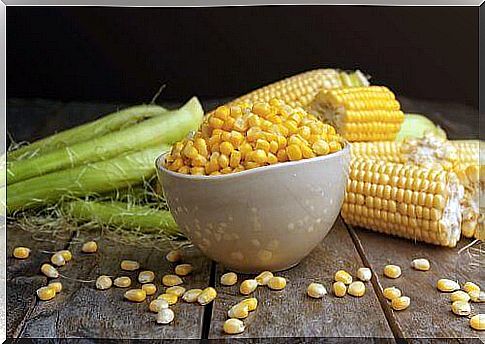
[18, 228, 212, 339]
[208, 218, 394, 339]
[349, 226, 484, 341]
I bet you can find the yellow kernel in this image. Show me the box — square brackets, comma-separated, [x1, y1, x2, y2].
[36, 286, 56, 301]
[48, 281, 63, 293]
[451, 300, 471, 316]
[240, 279, 258, 295]
[50, 252, 66, 267]
[391, 296, 410, 311]
[166, 286, 186, 297]
[13, 246, 30, 259]
[182, 288, 203, 303]
[198, 287, 217, 305]
[255, 139, 270, 152]
[192, 154, 207, 167]
[329, 141, 342, 152]
[276, 149, 288, 162]
[166, 249, 182, 263]
[57, 250, 72, 262]
[463, 281, 480, 293]
[124, 289, 146, 302]
[252, 102, 272, 117]
[437, 279, 460, 292]
[307, 282, 327, 298]
[114, 276, 132, 288]
[332, 281, 347, 297]
[220, 141, 234, 156]
[312, 140, 330, 156]
[149, 298, 169, 313]
[384, 265, 402, 279]
[383, 287, 402, 300]
[334, 270, 352, 285]
[96, 275, 113, 290]
[162, 274, 183, 287]
[228, 303, 249, 319]
[286, 144, 302, 161]
[221, 272, 238, 286]
[301, 145, 315, 159]
[251, 149, 267, 164]
[357, 268, 372, 282]
[120, 260, 140, 271]
[229, 151, 242, 168]
[218, 154, 230, 169]
[209, 116, 224, 129]
[348, 281, 366, 297]
[223, 318, 245, 334]
[450, 290, 470, 302]
[141, 283, 157, 296]
[158, 293, 178, 305]
[255, 271, 273, 286]
[138, 270, 155, 284]
[81, 241, 98, 253]
[41, 263, 59, 278]
[411, 258, 430, 271]
[470, 314, 485, 331]
[239, 297, 258, 311]
[469, 290, 485, 303]
[175, 263, 193, 276]
[157, 308, 175, 325]
[268, 276, 287, 290]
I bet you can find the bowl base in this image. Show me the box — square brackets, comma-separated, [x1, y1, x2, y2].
[222, 259, 302, 275]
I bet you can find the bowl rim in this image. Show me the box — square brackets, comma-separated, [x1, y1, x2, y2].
[156, 141, 350, 181]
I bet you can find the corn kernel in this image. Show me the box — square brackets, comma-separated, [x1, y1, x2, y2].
[220, 142, 234, 156]
[286, 144, 302, 161]
[334, 270, 352, 285]
[166, 286, 186, 297]
[162, 274, 183, 287]
[120, 260, 140, 271]
[307, 282, 327, 298]
[36, 286, 56, 301]
[463, 281, 480, 293]
[470, 314, 485, 331]
[96, 275, 112, 290]
[228, 303, 249, 319]
[149, 298, 169, 313]
[451, 300, 471, 316]
[333, 281, 347, 297]
[198, 287, 217, 305]
[313, 140, 330, 156]
[41, 263, 59, 278]
[114, 276, 132, 288]
[469, 290, 485, 303]
[13, 246, 30, 259]
[50, 252, 66, 267]
[221, 272, 238, 286]
[239, 297, 258, 311]
[391, 296, 410, 311]
[138, 270, 155, 284]
[268, 276, 287, 290]
[175, 263, 193, 276]
[450, 290, 470, 302]
[158, 293, 178, 305]
[223, 318, 245, 334]
[142, 283, 157, 296]
[240, 279, 258, 295]
[182, 288, 203, 303]
[48, 281, 63, 293]
[357, 268, 372, 282]
[437, 279, 460, 292]
[81, 241, 98, 253]
[157, 308, 175, 325]
[384, 265, 402, 279]
[57, 250, 72, 262]
[411, 258, 430, 271]
[166, 249, 182, 263]
[255, 271, 273, 286]
[383, 287, 402, 300]
[348, 281, 366, 297]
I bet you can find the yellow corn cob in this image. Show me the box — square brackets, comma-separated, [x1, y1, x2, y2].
[226, 69, 369, 109]
[451, 140, 481, 167]
[308, 86, 405, 142]
[342, 159, 463, 247]
[351, 141, 402, 163]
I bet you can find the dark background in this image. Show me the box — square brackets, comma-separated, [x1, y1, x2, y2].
[7, 6, 478, 107]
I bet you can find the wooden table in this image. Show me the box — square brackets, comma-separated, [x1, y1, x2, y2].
[6, 97, 483, 342]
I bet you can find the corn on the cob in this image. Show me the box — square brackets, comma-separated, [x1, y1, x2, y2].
[341, 159, 463, 247]
[309, 86, 405, 142]
[226, 69, 369, 109]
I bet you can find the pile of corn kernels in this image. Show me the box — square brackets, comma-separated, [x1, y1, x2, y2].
[164, 99, 344, 176]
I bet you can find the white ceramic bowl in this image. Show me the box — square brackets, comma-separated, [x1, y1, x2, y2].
[156, 144, 350, 273]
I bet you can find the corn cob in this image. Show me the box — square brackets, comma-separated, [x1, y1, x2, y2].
[342, 159, 463, 247]
[226, 69, 369, 109]
[308, 86, 405, 142]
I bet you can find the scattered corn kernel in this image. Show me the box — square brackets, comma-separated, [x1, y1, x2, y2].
[469, 290, 485, 303]
[383, 287, 402, 301]
[450, 290, 470, 303]
[437, 279, 460, 292]
[81, 241, 98, 253]
[124, 289, 147, 302]
[451, 300, 471, 316]
[157, 308, 175, 325]
[384, 265, 402, 279]
[307, 282, 327, 298]
[333, 281, 347, 297]
[48, 281, 63, 293]
[142, 283, 157, 296]
[334, 270, 352, 285]
[220, 272, 238, 286]
[96, 275, 113, 290]
[470, 314, 485, 331]
[223, 318, 245, 334]
[120, 260, 140, 271]
[166, 286, 186, 297]
[158, 293, 178, 305]
[391, 296, 410, 311]
[162, 274, 183, 287]
[13, 246, 30, 259]
[268, 276, 287, 291]
[41, 263, 59, 278]
[175, 264, 193, 276]
[114, 276, 131, 288]
[348, 281, 366, 297]
[463, 281, 480, 293]
[239, 297, 258, 311]
[182, 288, 203, 303]
[411, 258, 430, 271]
[255, 271, 273, 286]
[36, 286, 56, 301]
[228, 303, 249, 319]
[50, 252, 66, 267]
[240, 279, 258, 295]
[138, 270, 155, 284]
[357, 268, 372, 282]
[57, 250, 72, 262]
[149, 298, 169, 313]
[198, 287, 217, 305]
[166, 249, 182, 263]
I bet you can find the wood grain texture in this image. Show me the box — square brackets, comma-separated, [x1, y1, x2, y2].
[16, 228, 211, 339]
[208, 218, 394, 339]
[349, 226, 484, 341]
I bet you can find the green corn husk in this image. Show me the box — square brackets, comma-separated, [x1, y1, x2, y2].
[7, 97, 203, 184]
[8, 104, 168, 161]
[395, 113, 447, 142]
[62, 200, 180, 237]
[6, 145, 170, 213]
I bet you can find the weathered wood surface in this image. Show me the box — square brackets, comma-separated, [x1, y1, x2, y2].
[209, 219, 394, 340]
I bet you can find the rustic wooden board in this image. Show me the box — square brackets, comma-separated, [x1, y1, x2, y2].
[208, 218, 394, 339]
[17, 228, 212, 339]
[348, 226, 485, 341]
